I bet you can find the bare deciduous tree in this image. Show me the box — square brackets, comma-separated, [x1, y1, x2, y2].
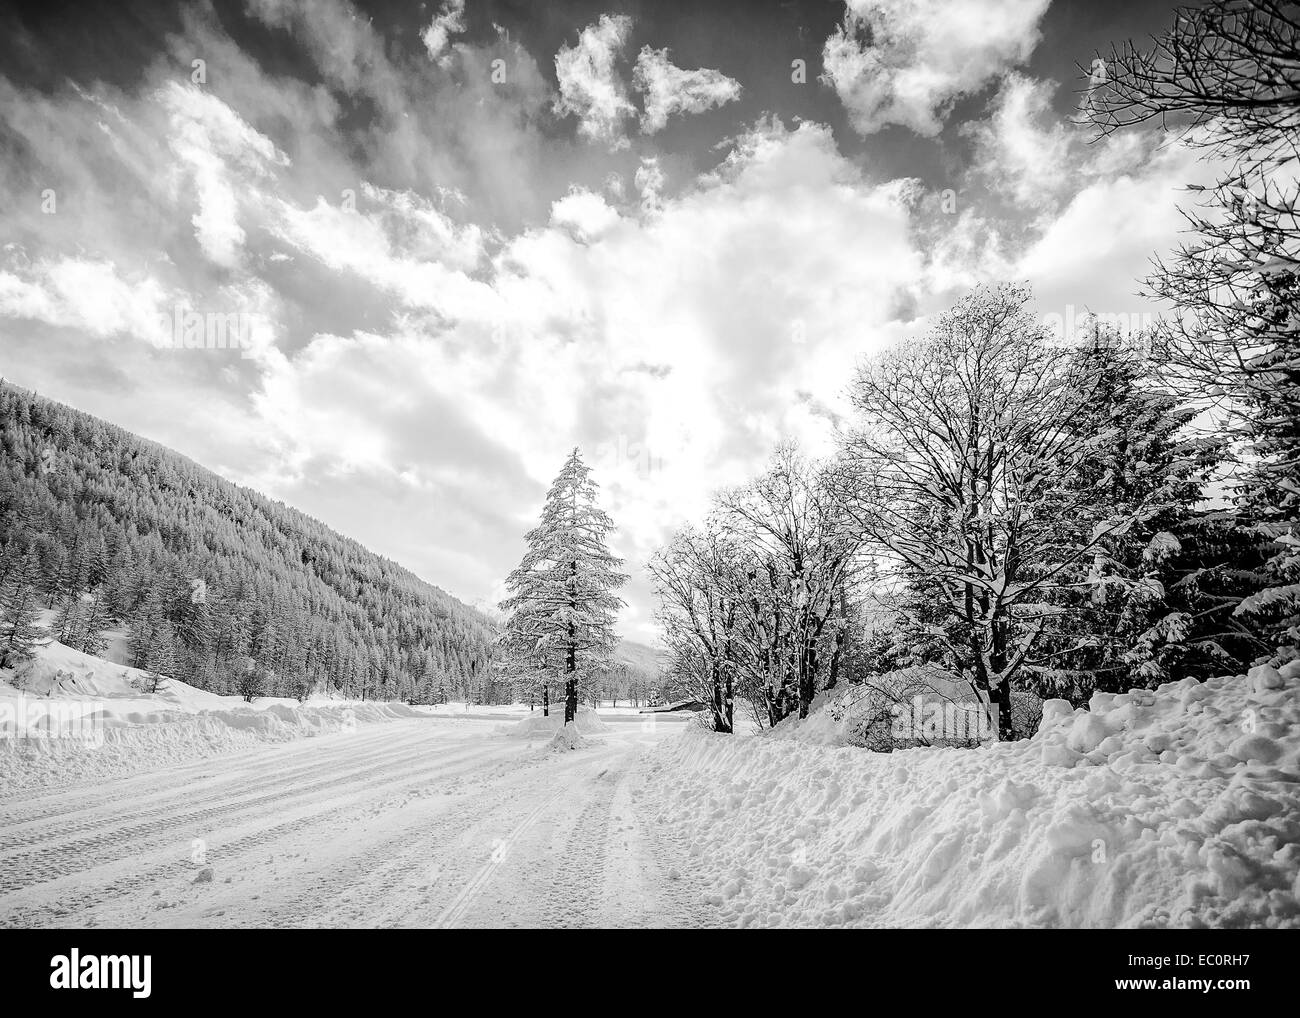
[840, 285, 1150, 739]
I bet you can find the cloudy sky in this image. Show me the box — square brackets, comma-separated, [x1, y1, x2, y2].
[0, 0, 1213, 642]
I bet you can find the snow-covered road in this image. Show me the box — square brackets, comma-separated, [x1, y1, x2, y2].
[0, 717, 712, 929]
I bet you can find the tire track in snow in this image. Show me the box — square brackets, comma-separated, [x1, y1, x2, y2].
[431, 786, 567, 929]
[0, 731, 514, 918]
[0, 724, 458, 831]
[440, 750, 628, 929]
[0, 739, 492, 893]
[0, 732, 477, 852]
[0, 749, 507, 928]
[263, 746, 555, 928]
[1, 721, 692, 929]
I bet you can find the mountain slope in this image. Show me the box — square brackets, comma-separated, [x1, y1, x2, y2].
[614, 638, 665, 679]
[0, 380, 496, 701]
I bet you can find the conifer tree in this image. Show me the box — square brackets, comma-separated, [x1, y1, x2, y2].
[1025, 333, 1228, 699]
[1090, 0, 1300, 660]
[0, 554, 48, 669]
[77, 588, 111, 657]
[499, 449, 627, 724]
[52, 593, 88, 646]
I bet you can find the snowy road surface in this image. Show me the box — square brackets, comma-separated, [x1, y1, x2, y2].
[0, 716, 713, 929]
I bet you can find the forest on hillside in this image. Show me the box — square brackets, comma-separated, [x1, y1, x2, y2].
[0, 381, 499, 701]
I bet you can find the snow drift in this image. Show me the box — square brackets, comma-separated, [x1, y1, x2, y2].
[643, 660, 1300, 928]
[0, 639, 423, 792]
[502, 705, 609, 738]
[546, 726, 595, 752]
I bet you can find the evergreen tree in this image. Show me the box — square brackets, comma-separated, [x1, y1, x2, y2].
[129, 591, 172, 673]
[0, 554, 48, 669]
[52, 593, 88, 646]
[77, 588, 111, 657]
[142, 618, 175, 694]
[1090, 0, 1300, 661]
[1025, 334, 1230, 700]
[499, 449, 627, 724]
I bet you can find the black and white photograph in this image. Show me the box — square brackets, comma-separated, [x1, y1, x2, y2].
[0, 0, 1297, 993]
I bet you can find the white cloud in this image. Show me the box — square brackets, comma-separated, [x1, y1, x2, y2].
[421, 0, 467, 64]
[822, 0, 1050, 136]
[1015, 142, 1211, 296]
[0, 255, 171, 343]
[550, 189, 622, 241]
[553, 14, 635, 149]
[634, 156, 665, 213]
[632, 46, 741, 134]
[242, 118, 925, 638]
[966, 74, 1073, 209]
[965, 74, 1151, 213]
[158, 82, 289, 268]
[916, 118, 1217, 329]
[272, 191, 495, 320]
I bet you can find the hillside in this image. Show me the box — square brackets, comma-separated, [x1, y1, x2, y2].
[0, 381, 496, 701]
[614, 637, 665, 678]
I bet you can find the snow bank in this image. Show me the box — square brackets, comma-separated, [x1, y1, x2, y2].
[643, 661, 1300, 928]
[0, 640, 423, 792]
[770, 666, 1042, 750]
[0, 697, 422, 793]
[501, 705, 609, 738]
[546, 726, 594, 752]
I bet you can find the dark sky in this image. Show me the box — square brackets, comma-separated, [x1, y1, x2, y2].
[1, 0, 1187, 206]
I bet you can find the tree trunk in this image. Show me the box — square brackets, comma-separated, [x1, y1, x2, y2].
[722, 663, 734, 734]
[989, 680, 1013, 742]
[798, 640, 818, 719]
[826, 624, 845, 692]
[564, 637, 577, 725]
[565, 558, 577, 724]
[710, 660, 726, 732]
[990, 616, 1014, 741]
[542, 682, 549, 717]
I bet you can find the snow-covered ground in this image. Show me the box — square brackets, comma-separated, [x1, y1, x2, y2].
[2, 637, 1297, 928]
[0, 638, 422, 793]
[0, 711, 702, 929]
[637, 661, 1300, 928]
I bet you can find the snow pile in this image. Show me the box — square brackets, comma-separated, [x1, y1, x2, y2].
[642, 660, 1300, 928]
[770, 666, 1042, 750]
[0, 697, 422, 792]
[0, 640, 424, 792]
[502, 705, 609, 738]
[546, 726, 594, 752]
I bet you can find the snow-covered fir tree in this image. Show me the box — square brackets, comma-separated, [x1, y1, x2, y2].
[1024, 333, 1227, 701]
[498, 449, 627, 724]
[52, 587, 111, 656]
[1090, 0, 1300, 663]
[0, 551, 48, 669]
